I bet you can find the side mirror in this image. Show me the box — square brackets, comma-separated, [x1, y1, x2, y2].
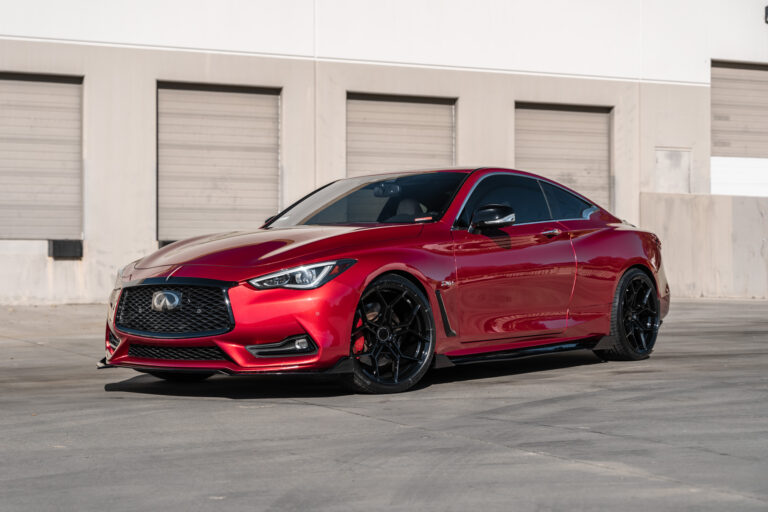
[469, 204, 516, 233]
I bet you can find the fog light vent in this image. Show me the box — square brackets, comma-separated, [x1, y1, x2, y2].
[247, 336, 317, 358]
[108, 330, 120, 351]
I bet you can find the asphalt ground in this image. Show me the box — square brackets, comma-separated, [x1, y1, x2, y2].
[1, 300, 767, 511]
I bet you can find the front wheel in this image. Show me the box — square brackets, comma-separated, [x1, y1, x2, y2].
[347, 274, 436, 393]
[594, 268, 661, 361]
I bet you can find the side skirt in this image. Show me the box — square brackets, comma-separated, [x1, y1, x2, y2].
[446, 338, 600, 366]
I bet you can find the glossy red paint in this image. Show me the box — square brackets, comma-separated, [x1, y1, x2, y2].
[104, 167, 670, 375]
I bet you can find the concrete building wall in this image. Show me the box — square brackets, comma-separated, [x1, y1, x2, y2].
[0, 2, 766, 303]
[0, 37, 713, 303]
[0, 40, 315, 303]
[641, 192, 768, 299]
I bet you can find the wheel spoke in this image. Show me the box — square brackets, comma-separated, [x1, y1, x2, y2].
[641, 287, 652, 306]
[392, 354, 400, 383]
[375, 290, 389, 312]
[402, 329, 431, 343]
[394, 304, 421, 330]
[370, 345, 382, 376]
[638, 330, 647, 350]
[390, 290, 409, 309]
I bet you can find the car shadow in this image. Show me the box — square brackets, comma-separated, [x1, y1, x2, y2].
[104, 350, 604, 399]
[417, 350, 604, 390]
[104, 373, 353, 399]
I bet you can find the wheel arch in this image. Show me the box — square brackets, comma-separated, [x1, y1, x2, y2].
[360, 263, 435, 304]
[361, 266, 445, 339]
[380, 269, 430, 300]
[625, 263, 657, 289]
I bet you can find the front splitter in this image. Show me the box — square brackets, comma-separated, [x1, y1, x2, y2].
[97, 356, 354, 376]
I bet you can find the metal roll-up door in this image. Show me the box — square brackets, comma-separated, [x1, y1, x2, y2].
[346, 93, 455, 177]
[515, 103, 611, 208]
[0, 74, 82, 240]
[157, 83, 280, 242]
[712, 62, 768, 158]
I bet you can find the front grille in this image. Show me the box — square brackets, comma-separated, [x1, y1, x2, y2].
[115, 285, 232, 337]
[128, 344, 228, 361]
[108, 330, 120, 350]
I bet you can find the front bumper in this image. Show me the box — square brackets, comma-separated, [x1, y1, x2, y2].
[104, 275, 360, 375]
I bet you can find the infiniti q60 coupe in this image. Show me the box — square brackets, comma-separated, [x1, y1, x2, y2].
[100, 167, 669, 393]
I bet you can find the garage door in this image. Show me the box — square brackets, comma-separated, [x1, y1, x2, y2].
[515, 103, 611, 208]
[712, 62, 768, 158]
[157, 83, 280, 242]
[0, 74, 82, 240]
[346, 93, 455, 177]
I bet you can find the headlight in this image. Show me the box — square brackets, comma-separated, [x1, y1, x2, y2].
[249, 259, 355, 290]
[113, 259, 139, 289]
[114, 266, 126, 289]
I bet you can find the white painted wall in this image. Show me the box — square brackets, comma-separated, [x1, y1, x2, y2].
[315, 0, 645, 80]
[0, 0, 315, 56]
[711, 157, 768, 197]
[0, 0, 766, 84]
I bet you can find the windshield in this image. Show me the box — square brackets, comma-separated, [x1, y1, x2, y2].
[267, 171, 469, 228]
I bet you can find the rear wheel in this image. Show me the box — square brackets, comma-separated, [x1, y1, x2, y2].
[347, 274, 436, 393]
[594, 268, 660, 361]
[146, 371, 214, 382]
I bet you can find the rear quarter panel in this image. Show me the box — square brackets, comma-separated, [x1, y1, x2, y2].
[564, 219, 670, 338]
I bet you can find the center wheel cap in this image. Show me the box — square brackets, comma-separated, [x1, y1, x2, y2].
[376, 327, 391, 342]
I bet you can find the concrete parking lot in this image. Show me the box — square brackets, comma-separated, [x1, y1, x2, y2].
[1, 300, 767, 511]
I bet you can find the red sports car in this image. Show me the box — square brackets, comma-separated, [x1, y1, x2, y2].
[100, 167, 669, 393]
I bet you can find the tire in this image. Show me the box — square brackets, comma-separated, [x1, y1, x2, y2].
[594, 268, 661, 361]
[146, 371, 215, 382]
[347, 274, 436, 394]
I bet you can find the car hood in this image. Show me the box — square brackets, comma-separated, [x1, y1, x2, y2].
[135, 224, 423, 272]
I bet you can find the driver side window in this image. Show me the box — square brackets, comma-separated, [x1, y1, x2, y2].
[456, 174, 551, 228]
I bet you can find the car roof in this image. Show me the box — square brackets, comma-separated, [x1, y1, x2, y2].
[355, 166, 556, 182]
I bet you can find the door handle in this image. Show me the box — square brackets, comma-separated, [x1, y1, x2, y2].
[541, 228, 563, 238]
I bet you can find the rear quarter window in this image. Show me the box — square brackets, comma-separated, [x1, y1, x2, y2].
[540, 181, 594, 220]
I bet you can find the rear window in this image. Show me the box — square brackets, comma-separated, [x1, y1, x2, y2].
[540, 181, 594, 220]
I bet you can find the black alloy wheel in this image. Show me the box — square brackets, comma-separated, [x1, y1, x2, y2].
[348, 274, 436, 393]
[595, 268, 660, 361]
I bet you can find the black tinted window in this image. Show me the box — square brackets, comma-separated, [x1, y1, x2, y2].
[457, 174, 551, 227]
[540, 181, 593, 220]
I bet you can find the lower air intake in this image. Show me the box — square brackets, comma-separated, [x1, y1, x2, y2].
[128, 344, 228, 361]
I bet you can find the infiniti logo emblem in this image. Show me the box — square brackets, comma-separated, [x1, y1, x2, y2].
[151, 290, 182, 312]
